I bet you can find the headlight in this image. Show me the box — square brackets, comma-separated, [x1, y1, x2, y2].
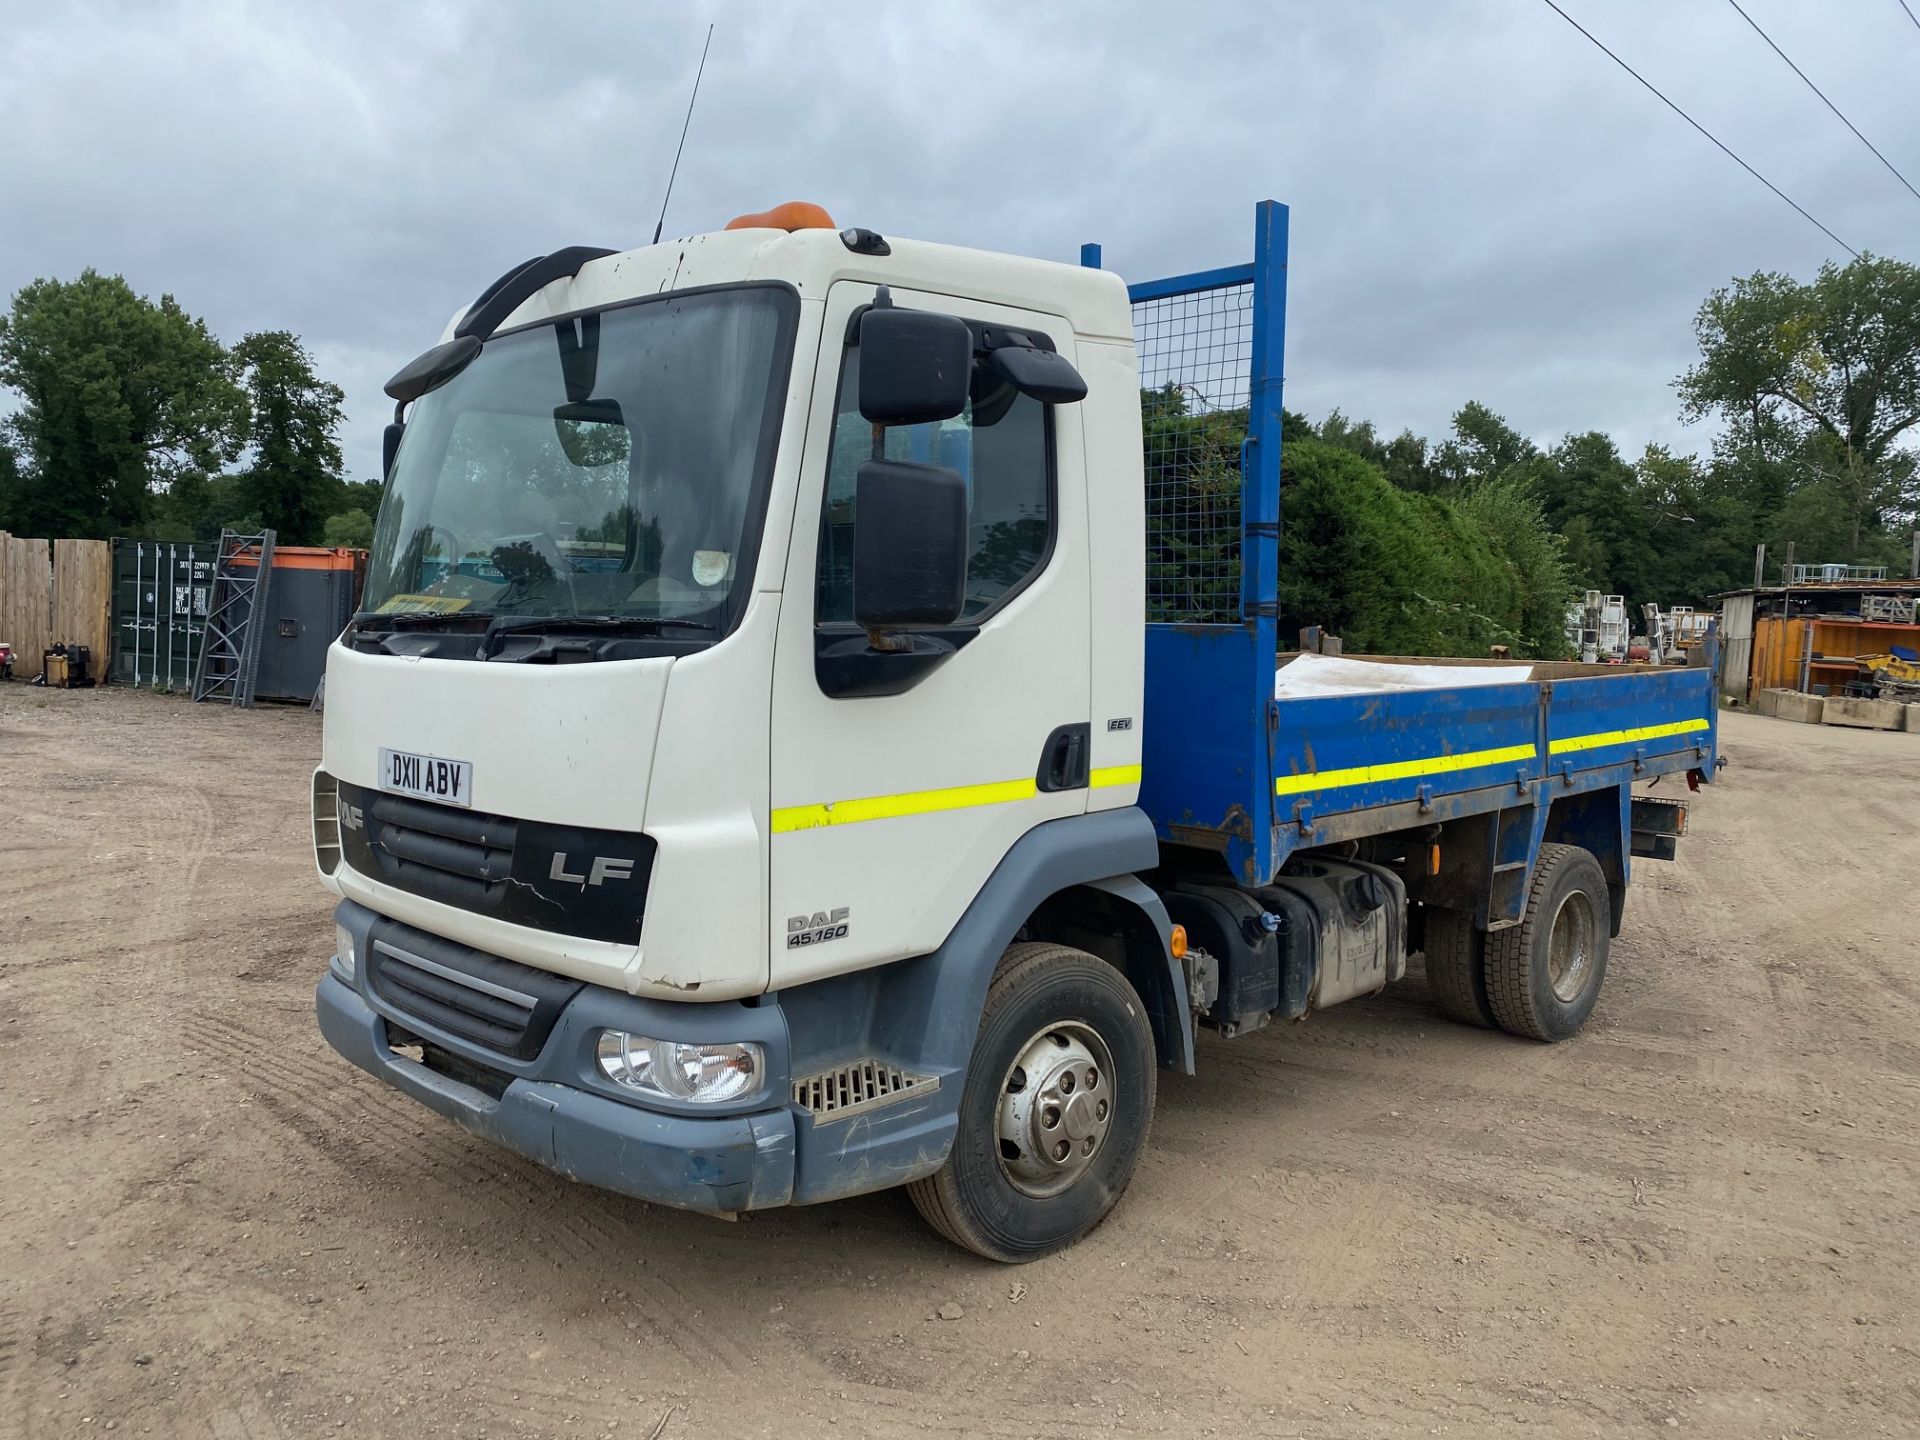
[335, 922, 356, 978]
[596, 1031, 763, 1105]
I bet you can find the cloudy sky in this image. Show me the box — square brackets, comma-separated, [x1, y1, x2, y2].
[5, 0, 1917, 479]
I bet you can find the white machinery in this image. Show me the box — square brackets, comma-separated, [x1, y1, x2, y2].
[1569, 590, 1627, 662]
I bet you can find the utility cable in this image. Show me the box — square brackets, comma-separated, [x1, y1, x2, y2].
[1539, 0, 1859, 257]
[1899, 0, 1920, 38]
[1726, 0, 1920, 204]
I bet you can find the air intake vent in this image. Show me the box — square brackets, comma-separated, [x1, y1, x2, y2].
[793, 1060, 937, 1122]
[364, 922, 584, 1061]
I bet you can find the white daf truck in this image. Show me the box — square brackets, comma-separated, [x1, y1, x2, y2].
[313, 200, 1716, 1261]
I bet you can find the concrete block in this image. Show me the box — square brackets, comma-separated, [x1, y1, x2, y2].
[1773, 690, 1825, 724]
[1902, 703, 1920, 734]
[1821, 695, 1902, 730]
[1754, 687, 1781, 717]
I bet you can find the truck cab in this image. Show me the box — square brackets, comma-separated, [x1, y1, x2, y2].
[313, 203, 1714, 1261]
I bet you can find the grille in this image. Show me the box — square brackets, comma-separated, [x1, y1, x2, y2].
[368, 793, 517, 907]
[365, 924, 582, 1061]
[793, 1060, 937, 1122]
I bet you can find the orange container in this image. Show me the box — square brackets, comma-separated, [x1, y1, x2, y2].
[1751, 613, 1920, 693]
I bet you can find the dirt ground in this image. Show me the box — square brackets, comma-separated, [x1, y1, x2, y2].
[3, 687, 1917, 1440]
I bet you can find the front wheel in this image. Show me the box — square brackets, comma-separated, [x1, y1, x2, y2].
[907, 942, 1156, 1263]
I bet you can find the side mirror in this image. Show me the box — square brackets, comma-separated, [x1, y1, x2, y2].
[989, 344, 1087, 404]
[382, 422, 404, 480]
[853, 460, 967, 629]
[858, 306, 972, 426]
[384, 334, 482, 405]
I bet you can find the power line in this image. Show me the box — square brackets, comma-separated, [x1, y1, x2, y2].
[1726, 0, 1920, 204]
[1900, 0, 1920, 38]
[1539, 0, 1858, 257]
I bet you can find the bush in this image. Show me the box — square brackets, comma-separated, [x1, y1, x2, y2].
[1144, 389, 1572, 659]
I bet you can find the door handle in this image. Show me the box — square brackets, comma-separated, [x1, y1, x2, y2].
[1035, 723, 1091, 792]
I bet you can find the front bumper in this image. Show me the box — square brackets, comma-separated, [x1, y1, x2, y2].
[316, 973, 795, 1213]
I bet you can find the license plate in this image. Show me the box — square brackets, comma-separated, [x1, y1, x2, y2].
[378, 748, 474, 808]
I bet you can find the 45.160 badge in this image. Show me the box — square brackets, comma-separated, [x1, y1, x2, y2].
[786, 907, 849, 949]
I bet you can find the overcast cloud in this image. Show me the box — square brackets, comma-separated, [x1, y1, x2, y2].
[4, 0, 1917, 479]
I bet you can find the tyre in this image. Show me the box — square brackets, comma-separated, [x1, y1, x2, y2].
[1423, 906, 1493, 1028]
[1484, 843, 1610, 1041]
[907, 941, 1156, 1263]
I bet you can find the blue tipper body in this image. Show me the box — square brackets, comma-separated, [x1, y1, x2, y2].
[1086, 202, 1719, 889]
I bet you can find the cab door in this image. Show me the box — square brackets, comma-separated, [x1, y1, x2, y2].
[768, 280, 1092, 986]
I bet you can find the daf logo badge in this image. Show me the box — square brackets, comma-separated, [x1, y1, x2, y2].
[786, 906, 850, 948]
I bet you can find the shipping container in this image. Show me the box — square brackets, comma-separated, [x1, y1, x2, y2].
[112, 539, 218, 691]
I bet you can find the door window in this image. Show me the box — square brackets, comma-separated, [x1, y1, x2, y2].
[816, 343, 1053, 623]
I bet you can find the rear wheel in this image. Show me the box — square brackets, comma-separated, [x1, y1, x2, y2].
[1423, 906, 1493, 1028]
[1484, 843, 1610, 1041]
[907, 942, 1155, 1263]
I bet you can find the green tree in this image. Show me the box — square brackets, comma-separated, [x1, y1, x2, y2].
[0, 270, 244, 536]
[1679, 254, 1920, 551]
[230, 330, 346, 544]
[339, 478, 383, 524]
[321, 510, 374, 548]
[1453, 473, 1573, 657]
[1313, 409, 1445, 493]
[0, 435, 20, 524]
[1436, 400, 1537, 488]
[1557, 515, 1609, 591]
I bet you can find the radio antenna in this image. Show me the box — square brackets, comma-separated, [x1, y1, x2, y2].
[652, 23, 714, 246]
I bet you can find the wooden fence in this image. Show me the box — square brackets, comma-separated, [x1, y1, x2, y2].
[53, 539, 112, 671]
[0, 533, 112, 681]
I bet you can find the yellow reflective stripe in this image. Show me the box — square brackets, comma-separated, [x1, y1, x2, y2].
[777, 717, 1710, 826]
[1548, 718, 1709, 755]
[771, 776, 1037, 833]
[1272, 716, 1709, 798]
[772, 759, 1142, 833]
[1273, 743, 1537, 797]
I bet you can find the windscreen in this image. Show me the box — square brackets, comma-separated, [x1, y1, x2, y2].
[362, 286, 793, 628]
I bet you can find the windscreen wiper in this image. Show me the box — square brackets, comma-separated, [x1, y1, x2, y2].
[345, 610, 494, 652]
[479, 613, 715, 658]
[352, 610, 493, 632]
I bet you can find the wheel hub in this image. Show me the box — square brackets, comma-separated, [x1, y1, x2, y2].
[995, 1023, 1115, 1198]
[1547, 889, 1597, 1003]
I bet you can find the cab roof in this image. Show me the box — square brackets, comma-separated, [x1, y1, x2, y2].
[450, 226, 1135, 346]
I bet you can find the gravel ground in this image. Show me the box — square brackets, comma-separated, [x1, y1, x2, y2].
[3, 685, 1916, 1439]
